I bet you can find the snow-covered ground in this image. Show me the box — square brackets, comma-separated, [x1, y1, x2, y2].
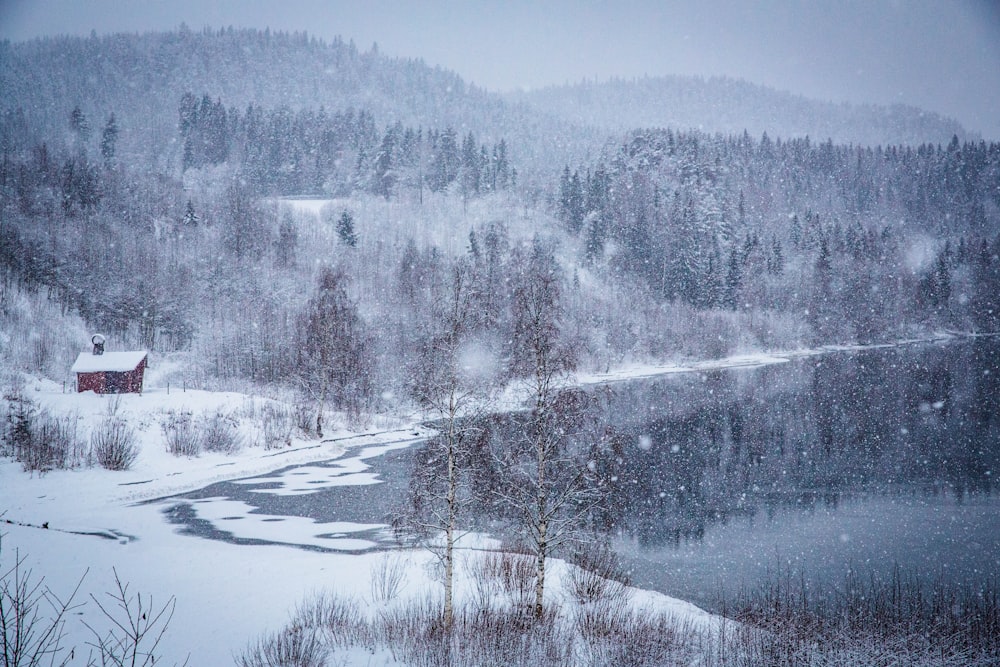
[1, 331, 968, 664]
[574, 330, 962, 386]
[0, 376, 441, 664]
[1, 372, 720, 664]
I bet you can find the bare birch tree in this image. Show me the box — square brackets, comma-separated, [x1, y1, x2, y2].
[493, 239, 599, 619]
[398, 259, 498, 626]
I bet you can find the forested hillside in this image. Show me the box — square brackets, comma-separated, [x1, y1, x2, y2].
[512, 76, 973, 147]
[556, 129, 1000, 344]
[0, 27, 590, 182]
[0, 29, 974, 179]
[1, 27, 999, 422]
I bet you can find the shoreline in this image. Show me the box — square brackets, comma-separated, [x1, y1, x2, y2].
[2, 329, 993, 664]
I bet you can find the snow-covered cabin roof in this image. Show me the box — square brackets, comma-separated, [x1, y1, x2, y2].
[71, 350, 148, 373]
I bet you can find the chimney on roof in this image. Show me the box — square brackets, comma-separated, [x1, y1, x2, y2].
[91, 333, 106, 356]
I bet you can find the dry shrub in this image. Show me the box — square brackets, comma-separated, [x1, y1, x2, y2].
[292, 398, 315, 437]
[237, 561, 706, 667]
[566, 542, 632, 608]
[370, 552, 407, 604]
[576, 608, 695, 667]
[199, 411, 244, 454]
[259, 403, 294, 450]
[91, 416, 138, 470]
[371, 595, 451, 663]
[161, 411, 200, 456]
[293, 592, 372, 649]
[717, 567, 1000, 667]
[467, 550, 535, 611]
[235, 626, 327, 667]
[453, 603, 570, 667]
[2, 390, 87, 471]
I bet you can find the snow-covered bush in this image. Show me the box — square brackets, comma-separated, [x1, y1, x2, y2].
[369, 553, 406, 604]
[258, 403, 294, 450]
[2, 389, 88, 472]
[713, 568, 1000, 666]
[467, 549, 535, 612]
[91, 416, 139, 471]
[565, 543, 632, 608]
[161, 411, 200, 457]
[292, 398, 315, 437]
[292, 592, 368, 644]
[198, 411, 244, 454]
[235, 626, 327, 667]
[238, 579, 698, 667]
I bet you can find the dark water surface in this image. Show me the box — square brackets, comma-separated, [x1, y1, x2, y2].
[157, 437, 419, 552]
[589, 337, 1000, 609]
[159, 338, 1000, 609]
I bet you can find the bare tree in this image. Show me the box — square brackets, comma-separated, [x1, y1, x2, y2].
[221, 183, 271, 262]
[399, 259, 498, 626]
[492, 239, 599, 619]
[1, 534, 185, 667]
[83, 569, 185, 667]
[0, 540, 84, 667]
[296, 268, 374, 435]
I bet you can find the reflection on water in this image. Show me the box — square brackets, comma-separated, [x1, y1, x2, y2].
[588, 338, 1000, 608]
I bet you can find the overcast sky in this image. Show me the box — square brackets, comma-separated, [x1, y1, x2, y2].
[2, 0, 999, 139]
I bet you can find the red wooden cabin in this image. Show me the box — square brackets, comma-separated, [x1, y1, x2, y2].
[71, 336, 148, 394]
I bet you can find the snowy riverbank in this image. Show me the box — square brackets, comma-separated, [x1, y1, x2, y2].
[0, 331, 974, 663]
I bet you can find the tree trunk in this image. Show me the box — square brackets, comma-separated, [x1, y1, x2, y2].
[444, 395, 457, 627]
[315, 381, 327, 438]
[534, 411, 548, 619]
[534, 520, 547, 618]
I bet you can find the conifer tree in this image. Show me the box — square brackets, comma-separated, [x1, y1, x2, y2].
[460, 132, 481, 200]
[373, 126, 396, 199]
[768, 235, 785, 275]
[182, 200, 199, 227]
[100, 113, 118, 167]
[275, 213, 299, 268]
[724, 246, 742, 309]
[69, 105, 91, 148]
[429, 127, 459, 192]
[467, 229, 480, 259]
[809, 236, 836, 341]
[492, 139, 510, 190]
[337, 210, 358, 247]
[584, 216, 604, 262]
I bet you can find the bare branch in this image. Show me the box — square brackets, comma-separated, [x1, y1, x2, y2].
[83, 568, 187, 667]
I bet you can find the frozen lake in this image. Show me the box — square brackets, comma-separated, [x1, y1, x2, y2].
[158, 337, 1000, 610]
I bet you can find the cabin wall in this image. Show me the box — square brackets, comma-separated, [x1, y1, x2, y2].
[76, 357, 146, 394]
[127, 357, 147, 393]
[77, 372, 105, 393]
